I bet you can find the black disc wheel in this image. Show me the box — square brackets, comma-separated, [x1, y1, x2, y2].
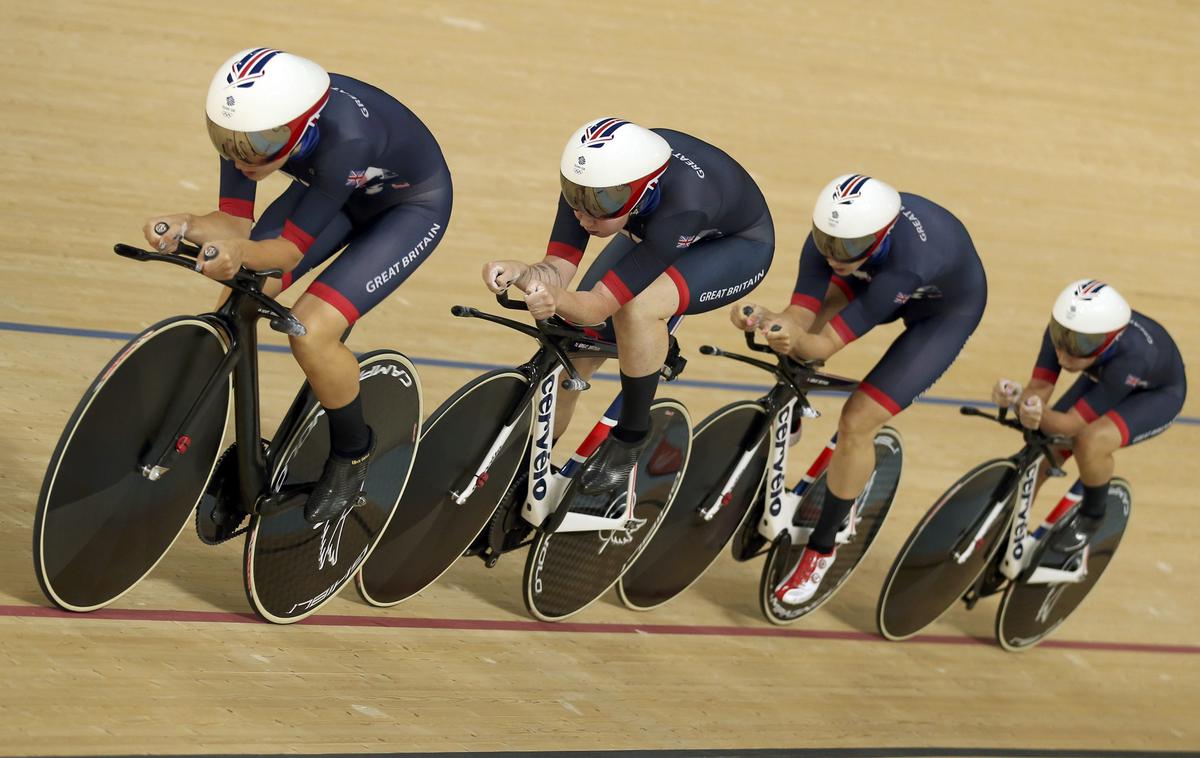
[33, 317, 230, 612]
[356, 370, 531, 606]
[523, 400, 693, 622]
[243, 350, 421, 624]
[759, 426, 903, 625]
[876, 458, 1017, 641]
[996, 479, 1132, 651]
[618, 401, 768, 611]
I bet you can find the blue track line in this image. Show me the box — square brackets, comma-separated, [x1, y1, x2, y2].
[3, 319, 1196, 425]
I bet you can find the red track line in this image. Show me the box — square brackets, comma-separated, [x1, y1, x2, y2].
[1, 604, 1196, 655]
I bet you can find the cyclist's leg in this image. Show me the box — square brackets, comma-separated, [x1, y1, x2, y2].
[815, 307, 985, 553]
[551, 235, 638, 438]
[581, 226, 774, 492]
[1069, 385, 1185, 531]
[291, 180, 452, 521]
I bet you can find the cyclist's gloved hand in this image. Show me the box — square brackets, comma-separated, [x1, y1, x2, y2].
[481, 260, 528, 294]
[198, 240, 245, 281]
[992, 378, 1022, 408]
[525, 281, 557, 320]
[730, 302, 766, 331]
[759, 316, 793, 356]
[144, 214, 190, 253]
[1018, 394, 1043, 430]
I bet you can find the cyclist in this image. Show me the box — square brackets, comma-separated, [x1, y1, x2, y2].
[733, 174, 987, 604]
[993, 279, 1186, 552]
[482, 117, 773, 501]
[143, 48, 452, 523]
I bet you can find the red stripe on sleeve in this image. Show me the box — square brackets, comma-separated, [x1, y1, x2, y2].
[546, 242, 584, 266]
[1105, 410, 1131, 447]
[1074, 397, 1099, 423]
[281, 220, 316, 254]
[601, 270, 634, 305]
[665, 266, 690, 315]
[830, 314, 857, 344]
[1032, 366, 1059, 384]
[790, 293, 821, 313]
[219, 197, 254, 220]
[858, 381, 903, 416]
[306, 282, 361, 325]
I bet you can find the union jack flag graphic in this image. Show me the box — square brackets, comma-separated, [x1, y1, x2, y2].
[346, 170, 369, 188]
[1073, 279, 1109, 299]
[832, 174, 871, 204]
[580, 118, 629, 148]
[225, 48, 282, 89]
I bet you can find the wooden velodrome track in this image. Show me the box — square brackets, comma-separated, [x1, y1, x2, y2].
[1, 1, 1197, 755]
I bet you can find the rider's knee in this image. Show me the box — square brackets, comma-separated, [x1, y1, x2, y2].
[838, 395, 889, 441]
[1074, 419, 1121, 461]
[287, 317, 341, 362]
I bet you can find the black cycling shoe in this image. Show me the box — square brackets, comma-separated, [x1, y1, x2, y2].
[304, 429, 375, 525]
[1049, 511, 1102, 554]
[578, 433, 647, 497]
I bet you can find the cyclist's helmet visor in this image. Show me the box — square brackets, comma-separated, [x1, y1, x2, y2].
[811, 218, 897, 263]
[206, 91, 329, 165]
[560, 161, 669, 220]
[1048, 320, 1124, 359]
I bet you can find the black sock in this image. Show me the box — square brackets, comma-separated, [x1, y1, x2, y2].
[1080, 482, 1109, 520]
[325, 394, 371, 458]
[807, 491, 856, 554]
[612, 371, 658, 443]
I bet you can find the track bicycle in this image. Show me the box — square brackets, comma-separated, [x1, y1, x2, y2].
[619, 331, 904, 626]
[876, 406, 1132, 651]
[357, 293, 692, 622]
[33, 239, 421, 624]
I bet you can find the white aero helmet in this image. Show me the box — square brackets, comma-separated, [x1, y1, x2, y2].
[559, 118, 672, 219]
[1049, 279, 1132, 358]
[205, 48, 330, 165]
[811, 174, 902, 262]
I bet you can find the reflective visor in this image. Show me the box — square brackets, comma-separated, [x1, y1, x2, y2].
[560, 176, 634, 219]
[206, 90, 330, 166]
[560, 160, 669, 220]
[206, 119, 295, 164]
[811, 219, 896, 263]
[1049, 319, 1123, 358]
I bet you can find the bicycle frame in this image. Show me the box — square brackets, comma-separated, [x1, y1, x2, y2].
[953, 407, 1086, 587]
[447, 295, 683, 534]
[693, 335, 858, 545]
[114, 243, 307, 515]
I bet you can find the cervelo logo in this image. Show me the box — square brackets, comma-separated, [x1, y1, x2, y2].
[359, 362, 414, 386]
[530, 374, 557, 501]
[767, 404, 792, 516]
[225, 48, 281, 89]
[1011, 463, 1038, 561]
[581, 118, 629, 148]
